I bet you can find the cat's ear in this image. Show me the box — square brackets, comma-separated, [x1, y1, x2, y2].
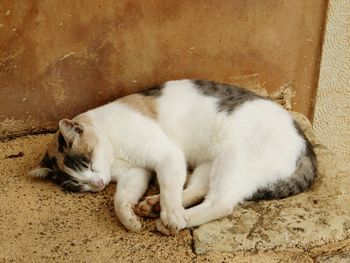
[59, 119, 83, 143]
[28, 152, 54, 178]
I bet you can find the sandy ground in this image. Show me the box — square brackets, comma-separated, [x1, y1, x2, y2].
[1, 133, 350, 262]
[0, 135, 196, 263]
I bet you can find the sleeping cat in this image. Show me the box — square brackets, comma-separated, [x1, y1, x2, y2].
[29, 79, 317, 235]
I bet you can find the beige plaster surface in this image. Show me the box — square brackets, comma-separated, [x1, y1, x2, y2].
[314, 0, 350, 160]
[0, 0, 327, 138]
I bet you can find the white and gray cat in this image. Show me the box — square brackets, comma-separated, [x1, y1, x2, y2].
[29, 79, 317, 235]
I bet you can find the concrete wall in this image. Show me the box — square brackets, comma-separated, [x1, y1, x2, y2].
[314, 0, 350, 159]
[0, 1, 327, 138]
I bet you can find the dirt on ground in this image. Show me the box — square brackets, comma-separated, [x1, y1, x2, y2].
[0, 123, 349, 262]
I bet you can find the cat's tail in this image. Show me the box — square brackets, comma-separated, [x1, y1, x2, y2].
[249, 121, 317, 201]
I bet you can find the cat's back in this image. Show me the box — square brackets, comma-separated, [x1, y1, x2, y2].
[157, 79, 263, 116]
[156, 79, 265, 128]
[158, 79, 221, 121]
[152, 80, 266, 161]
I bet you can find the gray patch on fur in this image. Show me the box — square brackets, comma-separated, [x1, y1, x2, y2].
[58, 132, 67, 152]
[64, 154, 90, 172]
[249, 120, 317, 201]
[40, 152, 56, 169]
[193, 80, 263, 113]
[39, 152, 83, 192]
[139, 84, 164, 97]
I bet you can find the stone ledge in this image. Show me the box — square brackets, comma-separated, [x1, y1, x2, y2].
[193, 112, 350, 254]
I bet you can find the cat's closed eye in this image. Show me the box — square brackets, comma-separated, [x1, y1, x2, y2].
[64, 154, 91, 171]
[61, 180, 82, 192]
[80, 161, 89, 168]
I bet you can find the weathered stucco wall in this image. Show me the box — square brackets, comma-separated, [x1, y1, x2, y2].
[0, 1, 327, 138]
[314, 0, 350, 160]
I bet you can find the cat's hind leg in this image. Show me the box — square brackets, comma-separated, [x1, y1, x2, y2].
[135, 162, 211, 218]
[156, 154, 249, 234]
[182, 162, 211, 208]
[114, 166, 152, 232]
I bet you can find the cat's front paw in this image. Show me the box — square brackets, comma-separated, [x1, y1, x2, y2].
[159, 206, 187, 236]
[134, 195, 161, 218]
[155, 219, 172, 236]
[115, 202, 143, 232]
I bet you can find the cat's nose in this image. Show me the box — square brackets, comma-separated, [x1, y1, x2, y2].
[96, 179, 104, 187]
[90, 179, 105, 190]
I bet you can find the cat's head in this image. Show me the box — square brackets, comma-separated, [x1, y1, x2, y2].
[29, 117, 109, 192]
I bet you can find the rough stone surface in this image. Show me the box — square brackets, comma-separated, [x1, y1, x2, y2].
[316, 252, 350, 263]
[193, 112, 350, 254]
[0, 112, 349, 262]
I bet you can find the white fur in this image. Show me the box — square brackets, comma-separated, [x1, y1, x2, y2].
[71, 79, 304, 233]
